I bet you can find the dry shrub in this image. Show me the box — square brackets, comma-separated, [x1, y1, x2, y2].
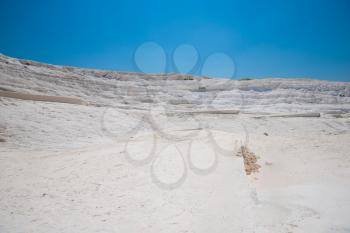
[237, 146, 260, 175]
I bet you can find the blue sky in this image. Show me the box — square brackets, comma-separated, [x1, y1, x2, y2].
[0, 0, 349, 81]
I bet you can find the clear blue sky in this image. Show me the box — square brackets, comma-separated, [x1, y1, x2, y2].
[1, 0, 349, 81]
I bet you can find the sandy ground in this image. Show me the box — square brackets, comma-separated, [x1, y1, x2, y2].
[1, 54, 350, 232]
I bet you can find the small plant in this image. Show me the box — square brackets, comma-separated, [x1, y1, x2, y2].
[237, 146, 260, 175]
[184, 75, 194, 80]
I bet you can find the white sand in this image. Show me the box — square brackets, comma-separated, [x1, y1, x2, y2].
[1, 54, 350, 232]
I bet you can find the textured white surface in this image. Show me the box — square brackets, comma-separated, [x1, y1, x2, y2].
[0, 54, 350, 233]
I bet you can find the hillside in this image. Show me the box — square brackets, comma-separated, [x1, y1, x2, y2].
[0, 54, 350, 233]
